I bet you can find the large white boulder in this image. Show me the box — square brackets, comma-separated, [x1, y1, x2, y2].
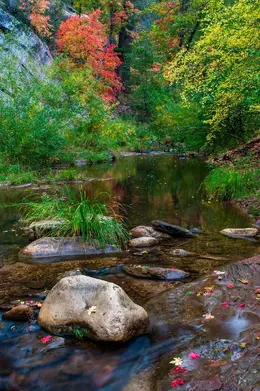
[38, 276, 149, 342]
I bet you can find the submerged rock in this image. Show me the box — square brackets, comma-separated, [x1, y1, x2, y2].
[38, 275, 149, 342]
[131, 226, 171, 240]
[190, 227, 202, 234]
[123, 265, 189, 281]
[129, 237, 159, 248]
[220, 228, 258, 238]
[19, 237, 119, 261]
[170, 249, 192, 257]
[3, 305, 33, 321]
[152, 220, 194, 238]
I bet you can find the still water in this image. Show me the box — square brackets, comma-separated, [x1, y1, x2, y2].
[0, 154, 258, 390]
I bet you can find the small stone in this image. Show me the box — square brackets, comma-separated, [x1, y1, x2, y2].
[220, 228, 258, 238]
[129, 237, 159, 248]
[170, 249, 191, 257]
[2, 305, 34, 321]
[123, 265, 189, 280]
[131, 226, 171, 240]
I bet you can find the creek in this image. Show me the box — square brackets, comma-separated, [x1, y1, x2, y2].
[0, 154, 259, 390]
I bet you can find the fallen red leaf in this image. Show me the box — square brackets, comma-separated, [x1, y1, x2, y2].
[172, 379, 185, 387]
[188, 351, 201, 360]
[227, 284, 234, 289]
[238, 304, 245, 308]
[221, 302, 229, 307]
[171, 366, 187, 374]
[41, 335, 52, 344]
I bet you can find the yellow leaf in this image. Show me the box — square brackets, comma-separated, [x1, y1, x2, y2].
[169, 357, 183, 366]
[239, 279, 248, 284]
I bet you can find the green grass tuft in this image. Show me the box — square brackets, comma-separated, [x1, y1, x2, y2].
[20, 188, 129, 249]
[204, 166, 260, 200]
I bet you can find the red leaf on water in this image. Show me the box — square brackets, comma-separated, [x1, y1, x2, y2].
[41, 335, 52, 344]
[172, 379, 185, 387]
[171, 366, 187, 373]
[221, 302, 229, 307]
[189, 351, 201, 360]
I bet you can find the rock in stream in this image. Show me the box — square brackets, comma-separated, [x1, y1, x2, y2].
[123, 265, 189, 281]
[38, 275, 149, 342]
[19, 237, 119, 261]
[152, 220, 194, 238]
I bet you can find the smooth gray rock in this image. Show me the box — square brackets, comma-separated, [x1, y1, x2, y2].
[123, 265, 189, 281]
[19, 237, 119, 261]
[129, 237, 159, 248]
[220, 228, 258, 238]
[38, 275, 149, 342]
[131, 226, 172, 240]
[170, 249, 192, 257]
[152, 220, 194, 238]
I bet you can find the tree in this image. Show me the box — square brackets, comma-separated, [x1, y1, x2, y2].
[165, 0, 260, 147]
[56, 11, 122, 101]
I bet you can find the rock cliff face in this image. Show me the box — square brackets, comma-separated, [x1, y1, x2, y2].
[0, 6, 52, 67]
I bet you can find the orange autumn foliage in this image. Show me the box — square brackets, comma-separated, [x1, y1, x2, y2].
[19, 0, 51, 36]
[56, 11, 122, 102]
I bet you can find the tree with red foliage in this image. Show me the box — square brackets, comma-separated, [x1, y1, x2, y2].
[56, 11, 122, 102]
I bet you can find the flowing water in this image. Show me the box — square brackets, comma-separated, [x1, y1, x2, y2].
[0, 154, 259, 390]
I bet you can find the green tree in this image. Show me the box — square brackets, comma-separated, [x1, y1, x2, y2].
[165, 0, 260, 148]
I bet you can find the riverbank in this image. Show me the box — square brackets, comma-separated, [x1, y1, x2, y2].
[205, 136, 260, 219]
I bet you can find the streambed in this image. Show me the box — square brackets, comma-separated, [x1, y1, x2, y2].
[0, 155, 259, 390]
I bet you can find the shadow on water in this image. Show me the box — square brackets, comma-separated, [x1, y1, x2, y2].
[0, 155, 259, 390]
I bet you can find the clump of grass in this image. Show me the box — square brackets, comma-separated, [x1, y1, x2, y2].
[0, 162, 38, 184]
[6, 171, 37, 185]
[21, 188, 129, 249]
[53, 168, 78, 181]
[204, 166, 260, 200]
